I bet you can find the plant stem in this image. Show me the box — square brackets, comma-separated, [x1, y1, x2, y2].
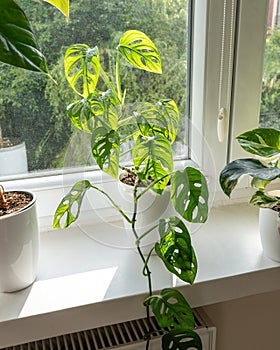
[91, 184, 132, 223]
[115, 52, 123, 103]
[99, 66, 120, 101]
[132, 183, 153, 350]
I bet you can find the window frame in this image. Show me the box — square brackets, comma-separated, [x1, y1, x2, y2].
[1, 0, 270, 225]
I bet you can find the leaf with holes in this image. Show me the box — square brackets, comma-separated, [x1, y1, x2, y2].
[117, 30, 162, 73]
[136, 99, 180, 143]
[53, 180, 92, 228]
[132, 134, 173, 193]
[155, 216, 197, 284]
[162, 329, 202, 350]
[236, 128, 280, 158]
[67, 98, 95, 133]
[0, 0, 49, 74]
[90, 91, 119, 130]
[65, 44, 100, 97]
[145, 288, 195, 330]
[158, 99, 180, 143]
[91, 128, 120, 179]
[171, 167, 209, 223]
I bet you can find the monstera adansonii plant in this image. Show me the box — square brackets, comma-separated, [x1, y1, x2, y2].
[53, 30, 209, 350]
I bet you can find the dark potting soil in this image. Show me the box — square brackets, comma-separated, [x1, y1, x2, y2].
[0, 192, 33, 217]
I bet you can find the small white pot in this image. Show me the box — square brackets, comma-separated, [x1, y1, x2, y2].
[0, 142, 28, 176]
[118, 180, 175, 254]
[0, 192, 39, 292]
[259, 207, 280, 262]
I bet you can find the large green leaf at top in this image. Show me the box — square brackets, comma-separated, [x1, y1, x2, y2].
[43, 0, 69, 20]
[132, 134, 173, 193]
[220, 158, 280, 197]
[145, 288, 195, 330]
[65, 44, 100, 97]
[0, 0, 49, 74]
[162, 329, 202, 350]
[171, 167, 209, 223]
[237, 128, 280, 158]
[117, 30, 162, 73]
[156, 216, 197, 284]
[91, 127, 120, 179]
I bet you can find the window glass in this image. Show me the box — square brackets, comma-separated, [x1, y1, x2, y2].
[0, 0, 191, 179]
[259, 0, 280, 129]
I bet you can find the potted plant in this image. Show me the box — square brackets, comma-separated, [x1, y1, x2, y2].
[53, 30, 209, 350]
[0, 0, 69, 292]
[220, 127, 280, 261]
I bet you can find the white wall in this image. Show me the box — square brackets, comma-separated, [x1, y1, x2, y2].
[203, 290, 280, 350]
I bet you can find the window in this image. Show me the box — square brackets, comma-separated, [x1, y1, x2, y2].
[259, 0, 280, 130]
[0, 0, 270, 223]
[0, 0, 191, 179]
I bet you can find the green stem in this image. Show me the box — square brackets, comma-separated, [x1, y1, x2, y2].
[135, 172, 174, 201]
[132, 184, 153, 350]
[136, 224, 159, 246]
[99, 66, 120, 102]
[91, 185, 132, 223]
[115, 52, 123, 103]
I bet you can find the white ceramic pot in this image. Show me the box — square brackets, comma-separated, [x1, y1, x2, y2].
[118, 180, 175, 254]
[0, 142, 28, 176]
[259, 207, 280, 262]
[0, 192, 39, 292]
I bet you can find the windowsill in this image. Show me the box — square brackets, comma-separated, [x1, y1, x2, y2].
[1, 202, 280, 347]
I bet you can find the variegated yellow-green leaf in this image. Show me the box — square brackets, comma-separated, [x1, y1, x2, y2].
[91, 128, 120, 179]
[0, 0, 49, 74]
[117, 30, 162, 73]
[43, 0, 69, 20]
[65, 44, 100, 97]
[132, 134, 173, 192]
[136, 99, 180, 143]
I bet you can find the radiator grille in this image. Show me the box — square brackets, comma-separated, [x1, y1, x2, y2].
[4, 309, 213, 350]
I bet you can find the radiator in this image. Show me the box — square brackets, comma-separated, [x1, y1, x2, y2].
[3, 308, 216, 350]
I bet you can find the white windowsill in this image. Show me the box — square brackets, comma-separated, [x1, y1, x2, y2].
[0, 202, 280, 348]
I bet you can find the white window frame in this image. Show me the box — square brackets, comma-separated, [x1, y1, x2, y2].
[1, 0, 270, 227]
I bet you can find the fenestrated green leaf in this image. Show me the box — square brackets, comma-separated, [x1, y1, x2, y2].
[237, 128, 280, 158]
[117, 30, 162, 73]
[159, 99, 180, 143]
[91, 127, 120, 179]
[43, 0, 69, 20]
[155, 216, 197, 284]
[136, 99, 180, 143]
[132, 134, 173, 193]
[162, 329, 202, 350]
[250, 190, 280, 209]
[65, 44, 100, 97]
[53, 180, 92, 228]
[220, 158, 280, 197]
[171, 167, 208, 223]
[145, 288, 195, 330]
[0, 0, 49, 74]
[67, 98, 95, 133]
